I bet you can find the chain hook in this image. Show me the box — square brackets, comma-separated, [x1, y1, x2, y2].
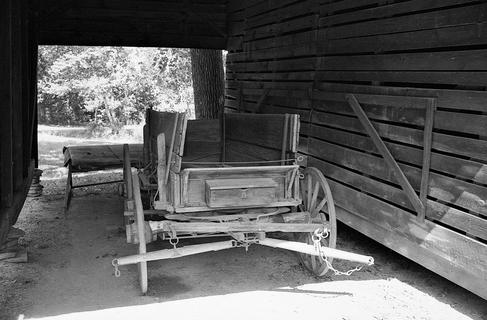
[311, 228, 364, 276]
[112, 259, 121, 277]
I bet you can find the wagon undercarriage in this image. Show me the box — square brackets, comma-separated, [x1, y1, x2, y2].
[114, 110, 374, 293]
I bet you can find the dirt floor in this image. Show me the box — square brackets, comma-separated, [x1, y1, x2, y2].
[0, 130, 486, 320]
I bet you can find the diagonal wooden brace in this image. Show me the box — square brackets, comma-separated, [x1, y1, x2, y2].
[345, 94, 424, 216]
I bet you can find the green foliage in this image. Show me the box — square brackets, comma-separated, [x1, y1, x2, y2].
[38, 46, 194, 132]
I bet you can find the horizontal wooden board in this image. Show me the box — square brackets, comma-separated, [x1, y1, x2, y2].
[311, 110, 487, 162]
[315, 82, 487, 112]
[225, 139, 282, 162]
[312, 91, 487, 137]
[243, 15, 318, 42]
[319, 0, 478, 27]
[225, 113, 298, 150]
[335, 204, 487, 300]
[307, 156, 487, 239]
[309, 124, 487, 185]
[39, 31, 226, 49]
[309, 137, 487, 216]
[320, 22, 487, 55]
[320, 50, 487, 71]
[327, 178, 487, 277]
[63, 144, 143, 171]
[323, 3, 487, 40]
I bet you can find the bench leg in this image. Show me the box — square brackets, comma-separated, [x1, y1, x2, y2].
[64, 164, 73, 213]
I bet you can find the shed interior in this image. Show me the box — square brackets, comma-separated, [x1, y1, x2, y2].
[0, 0, 485, 299]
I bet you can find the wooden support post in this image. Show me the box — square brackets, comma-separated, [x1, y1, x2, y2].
[346, 94, 424, 215]
[0, 0, 14, 208]
[220, 112, 226, 163]
[64, 163, 73, 213]
[165, 114, 179, 185]
[157, 133, 167, 204]
[418, 100, 436, 222]
[132, 169, 148, 293]
[281, 114, 290, 165]
[142, 124, 149, 165]
[123, 144, 133, 201]
[11, 0, 23, 191]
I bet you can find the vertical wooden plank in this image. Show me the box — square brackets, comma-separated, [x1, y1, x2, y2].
[11, 0, 23, 191]
[418, 99, 436, 222]
[0, 0, 14, 208]
[21, 0, 31, 177]
[157, 133, 167, 203]
[29, 2, 40, 170]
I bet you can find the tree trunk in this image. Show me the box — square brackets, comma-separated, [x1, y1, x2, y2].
[190, 49, 224, 119]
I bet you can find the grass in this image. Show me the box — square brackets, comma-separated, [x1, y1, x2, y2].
[38, 124, 143, 180]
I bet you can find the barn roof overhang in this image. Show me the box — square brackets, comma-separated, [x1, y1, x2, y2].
[38, 0, 228, 49]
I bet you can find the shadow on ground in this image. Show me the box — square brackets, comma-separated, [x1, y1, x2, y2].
[0, 172, 485, 320]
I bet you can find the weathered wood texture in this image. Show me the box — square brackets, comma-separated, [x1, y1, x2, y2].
[226, 0, 487, 299]
[38, 0, 227, 49]
[63, 144, 144, 172]
[0, 0, 38, 245]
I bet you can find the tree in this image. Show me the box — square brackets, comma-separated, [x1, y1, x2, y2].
[190, 49, 224, 119]
[37, 46, 194, 130]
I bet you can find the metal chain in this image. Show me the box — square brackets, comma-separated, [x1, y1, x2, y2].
[312, 229, 363, 276]
[112, 259, 121, 277]
[168, 224, 179, 250]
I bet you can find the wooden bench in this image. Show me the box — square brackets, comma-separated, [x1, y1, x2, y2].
[63, 144, 143, 212]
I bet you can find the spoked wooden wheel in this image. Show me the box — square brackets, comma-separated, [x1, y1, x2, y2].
[296, 167, 337, 276]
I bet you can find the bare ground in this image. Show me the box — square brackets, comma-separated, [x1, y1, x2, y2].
[0, 131, 486, 320]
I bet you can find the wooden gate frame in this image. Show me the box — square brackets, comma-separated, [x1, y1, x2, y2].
[345, 94, 436, 222]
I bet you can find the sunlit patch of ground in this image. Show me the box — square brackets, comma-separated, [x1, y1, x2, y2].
[24, 280, 475, 320]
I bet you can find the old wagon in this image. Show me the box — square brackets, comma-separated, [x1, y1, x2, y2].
[112, 110, 374, 293]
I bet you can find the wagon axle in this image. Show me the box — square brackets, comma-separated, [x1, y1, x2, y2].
[112, 235, 374, 275]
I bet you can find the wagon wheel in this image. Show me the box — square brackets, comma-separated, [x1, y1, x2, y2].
[296, 167, 337, 276]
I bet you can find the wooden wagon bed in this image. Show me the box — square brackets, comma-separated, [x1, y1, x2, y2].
[63, 144, 143, 211]
[114, 110, 374, 293]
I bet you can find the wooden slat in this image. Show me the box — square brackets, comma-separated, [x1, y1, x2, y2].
[309, 124, 487, 186]
[225, 139, 283, 163]
[63, 144, 144, 171]
[309, 137, 487, 216]
[320, 22, 487, 55]
[419, 101, 436, 222]
[0, 0, 13, 208]
[39, 31, 227, 49]
[335, 205, 487, 300]
[323, 3, 487, 40]
[328, 178, 487, 275]
[320, 0, 477, 27]
[316, 82, 487, 114]
[346, 94, 424, 215]
[313, 107, 487, 159]
[312, 91, 487, 137]
[307, 156, 487, 239]
[183, 119, 221, 162]
[320, 50, 487, 71]
[225, 113, 298, 151]
[11, 0, 23, 190]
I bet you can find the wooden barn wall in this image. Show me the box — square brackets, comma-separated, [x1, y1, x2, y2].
[38, 0, 227, 49]
[225, 0, 487, 299]
[0, 0, 39, 244]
